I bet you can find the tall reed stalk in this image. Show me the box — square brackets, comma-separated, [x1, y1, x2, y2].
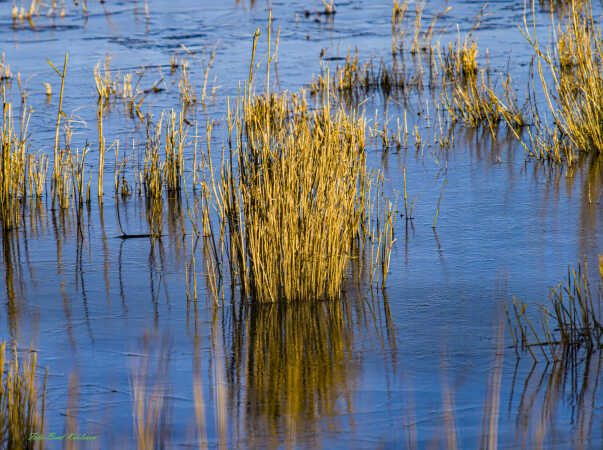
[47, 54, 68, 208]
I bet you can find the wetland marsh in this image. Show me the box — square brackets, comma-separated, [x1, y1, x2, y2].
[1, 0, 602, 448]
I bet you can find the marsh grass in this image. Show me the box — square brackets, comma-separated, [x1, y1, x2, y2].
[200, 76, 395, 302]
[201, 46, 217, 104]
[539, 0, 588, 13]
[522, 0, 603, 164]
[143, 115, 165, 201]
[113, 142, 132, 198]
[312, 2, 452, 103]
[93, 56, 148, 121]
[11, 0, 40, 24]
[310, 51, 423, 102]
[391, 0, 409, 55]
[0, 342, 47, 450]
[163, 110, 186, 193]
[1, 90, 47, 231]
[94, 56, 118, 103]
[508, 260, 602, 362]
[47, 55, 68, 208]
[11, 0, 89, 25]
[314, 4, 524, 140]
[439, 13, 525, 135]
[189, 26, 397, 303]
[69, 146, 91, 208]
[140, 106, 187, 199]
[226, 88, 371, 302]
[97, 95, 107, 199]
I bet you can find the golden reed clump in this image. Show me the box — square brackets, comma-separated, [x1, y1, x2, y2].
[192, 28, 395, 304]
[522, 0, 603, 164]
[1, 87, 47, 231]
[218, 87, 375, 302]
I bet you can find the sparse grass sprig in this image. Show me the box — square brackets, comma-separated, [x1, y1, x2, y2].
[52, 149, 72, 210]
[179, 60, 197, 105]
[47, 54, 68, 208]
[94, 56, 119, 104]
[11, 0, 40, 24]
[310, 51, 419, 102]
[163, 109, 186, 193]
[143, 113, 165, 200]
[369, 173, 397, 288]
[392, 0, 409, 55]
[69, 146, 91, 208]
[201, 46, 217, 104]
[94, 57, 147, 119]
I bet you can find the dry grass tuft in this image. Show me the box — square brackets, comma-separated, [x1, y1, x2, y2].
[223, 88, 370, 301]
[522, 0, 603, 164]
[440, 10, 525, 135]
[199, 69, 395, 302]
[1, 90, 48, 230]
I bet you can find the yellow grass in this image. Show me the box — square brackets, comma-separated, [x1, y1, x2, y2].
[522, 0, 603, 164]
[1, 90, 47, 230]
[440, 16, 525, 135]
[0, 342, 47, 450]
[224, 88, 370, 301]
[200, 72, 395, 302]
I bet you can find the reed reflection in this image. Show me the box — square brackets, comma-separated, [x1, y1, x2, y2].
[511, 350, 601, 448]
[221, 293, 397, 447]
[1, 201, 47, 338]
[1, 228, 22, 337]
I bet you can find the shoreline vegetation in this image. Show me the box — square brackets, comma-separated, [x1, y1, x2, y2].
[2, 1, 601, 235]
[1, 0, 602, 448]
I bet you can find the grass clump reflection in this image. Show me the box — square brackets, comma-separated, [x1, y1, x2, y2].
[224, 298, 374, 446]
